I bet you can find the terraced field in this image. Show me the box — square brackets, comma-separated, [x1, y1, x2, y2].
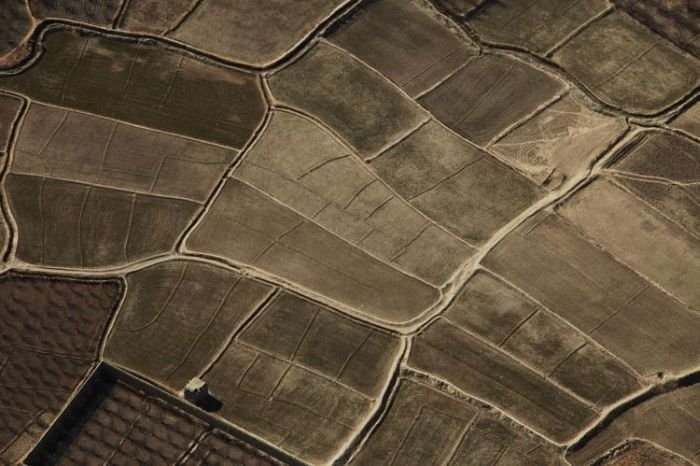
[0, 0, 698, 464]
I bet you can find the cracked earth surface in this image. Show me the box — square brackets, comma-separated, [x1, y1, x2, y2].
[0, 0, 698, 465]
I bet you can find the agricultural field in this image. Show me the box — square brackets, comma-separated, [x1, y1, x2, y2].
[0, 0, 698, 464]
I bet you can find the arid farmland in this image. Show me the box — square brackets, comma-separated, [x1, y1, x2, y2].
[0, 0, 698, 464]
